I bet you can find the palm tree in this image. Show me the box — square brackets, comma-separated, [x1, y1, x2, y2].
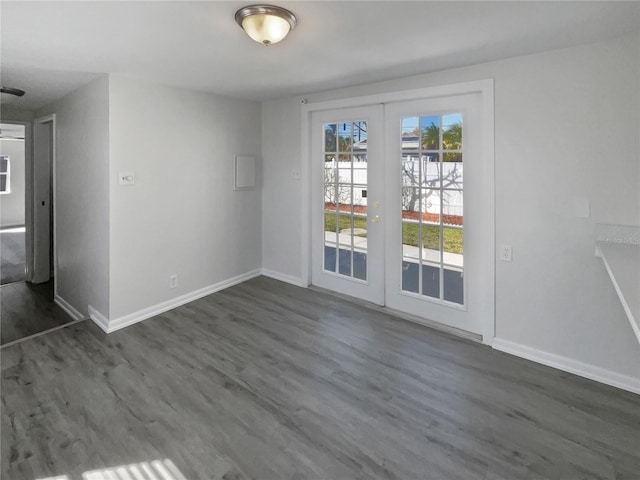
[421, 123, 439, 150]
[443, 123, 462, 150]
[420, 121, 462, 151]
[325, 125, 337, 151]
[338, 135, 352, 153]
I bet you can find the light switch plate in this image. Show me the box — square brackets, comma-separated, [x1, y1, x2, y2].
[500, 244, 513, 262]
[118, 171, 135, 186]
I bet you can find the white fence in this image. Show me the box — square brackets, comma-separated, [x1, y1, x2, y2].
[324, 160, 463, 217]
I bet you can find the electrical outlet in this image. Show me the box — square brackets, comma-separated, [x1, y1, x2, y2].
[169, 274, 178, 289]
[291, 168, 301, 179]
[500, 245, 513, 262]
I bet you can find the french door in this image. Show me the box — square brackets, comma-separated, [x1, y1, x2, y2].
[310, 92, 493, 338]
[311, 105, 385, 305]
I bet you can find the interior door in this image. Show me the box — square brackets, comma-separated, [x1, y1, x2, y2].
[311, 105, 385, 305]
[32, 116, 54, 284]
[384, 94, 493, 337]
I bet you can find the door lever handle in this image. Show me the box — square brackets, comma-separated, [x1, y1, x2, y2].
[371, 215, 381, 223]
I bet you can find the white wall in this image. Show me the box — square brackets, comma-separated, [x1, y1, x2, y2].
[261, 32, 640, 382]
[108, 76, 262, 320]
[0, 138, 26, 227]
[0, 107, 34, 123]
[262, 97, 303, 280]
[38, 76, 111, 317]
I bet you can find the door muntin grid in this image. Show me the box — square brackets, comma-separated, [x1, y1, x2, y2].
[400, 113, 464, 305]
[323, 121, 368, 281]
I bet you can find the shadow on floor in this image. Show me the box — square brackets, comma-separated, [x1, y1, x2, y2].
[1, 279, 75, 345]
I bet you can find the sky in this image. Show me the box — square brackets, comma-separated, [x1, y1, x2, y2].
[401, 114, 462, 135]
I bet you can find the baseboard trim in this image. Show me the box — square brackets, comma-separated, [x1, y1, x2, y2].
[88, 305, 110, 333]
[104, 269, 262, 333]
[308, 284, 482, 344]
[54, 295, 85, 321]
[492, 338, 640, 395]
[260, 268, 306, 287]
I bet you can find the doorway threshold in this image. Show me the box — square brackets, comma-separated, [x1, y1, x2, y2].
[308, 284, 482, 344]
[1, 317, 86, 349]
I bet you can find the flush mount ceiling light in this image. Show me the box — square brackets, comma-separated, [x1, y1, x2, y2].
[235, 4, 297, 46]
[0, 87, 25, 97]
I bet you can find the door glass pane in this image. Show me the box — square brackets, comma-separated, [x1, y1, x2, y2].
[422, 265, 440, 299]
[421, 189, 440, 225]
[338, 123, 352, 152]
[443, 153, 463, 189]
[400, 113, 464, 305]
[325, 124, 337, 152]
[401, 222, 420, 261]
[401, 187, 420, 218]
[443, 228, 463, 262]
[353, 251, 367, 280]
[402, 261, 419, 293]
[442, 190, 463, 226]
[353, 185, 367, 212]
[324, 246, 337, 272]
[323, 121, 368, 281]
[353, 121, 367, 151]
[338, 168, 352, 184]
[323, 185, 335, 212]
[420, 116, 439, 150]
[324, 211, 338, 272]
[401, 154, 419, 187]
[353, 149, 367, 187]
[339, 186, 353, 208]
[442, 114, 462, 150]
[421, 225, 440, 263]
[443, 268, 463, 304]
[338, 249, 352, 276]
[402, 117, 419, 151]
[338, 212, 353, 250]
[422, 153, 440, 187]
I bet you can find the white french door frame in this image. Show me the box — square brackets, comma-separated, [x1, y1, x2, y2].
[300, 79, 495, 344]
[310, 105, 385, 305]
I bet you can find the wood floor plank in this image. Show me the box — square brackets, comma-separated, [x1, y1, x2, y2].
[1, 280, 75, 345]
[1, 276, 639, 479]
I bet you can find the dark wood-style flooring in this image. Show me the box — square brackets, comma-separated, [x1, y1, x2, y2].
[0, 230, 26, 285]
[1, 279, 74, 345]
[1, 276, 639, 479]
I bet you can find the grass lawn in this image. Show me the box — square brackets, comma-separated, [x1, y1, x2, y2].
[325, 212, 368, 233]
[324, 212, 463, 254]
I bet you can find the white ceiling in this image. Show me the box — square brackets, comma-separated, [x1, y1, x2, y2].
[1, 1, 639, 111]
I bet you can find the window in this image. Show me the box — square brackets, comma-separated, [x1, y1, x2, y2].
[323, 121, 369, 280]
[400, 113, 464, 305]
[0, 156, 10, 194]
